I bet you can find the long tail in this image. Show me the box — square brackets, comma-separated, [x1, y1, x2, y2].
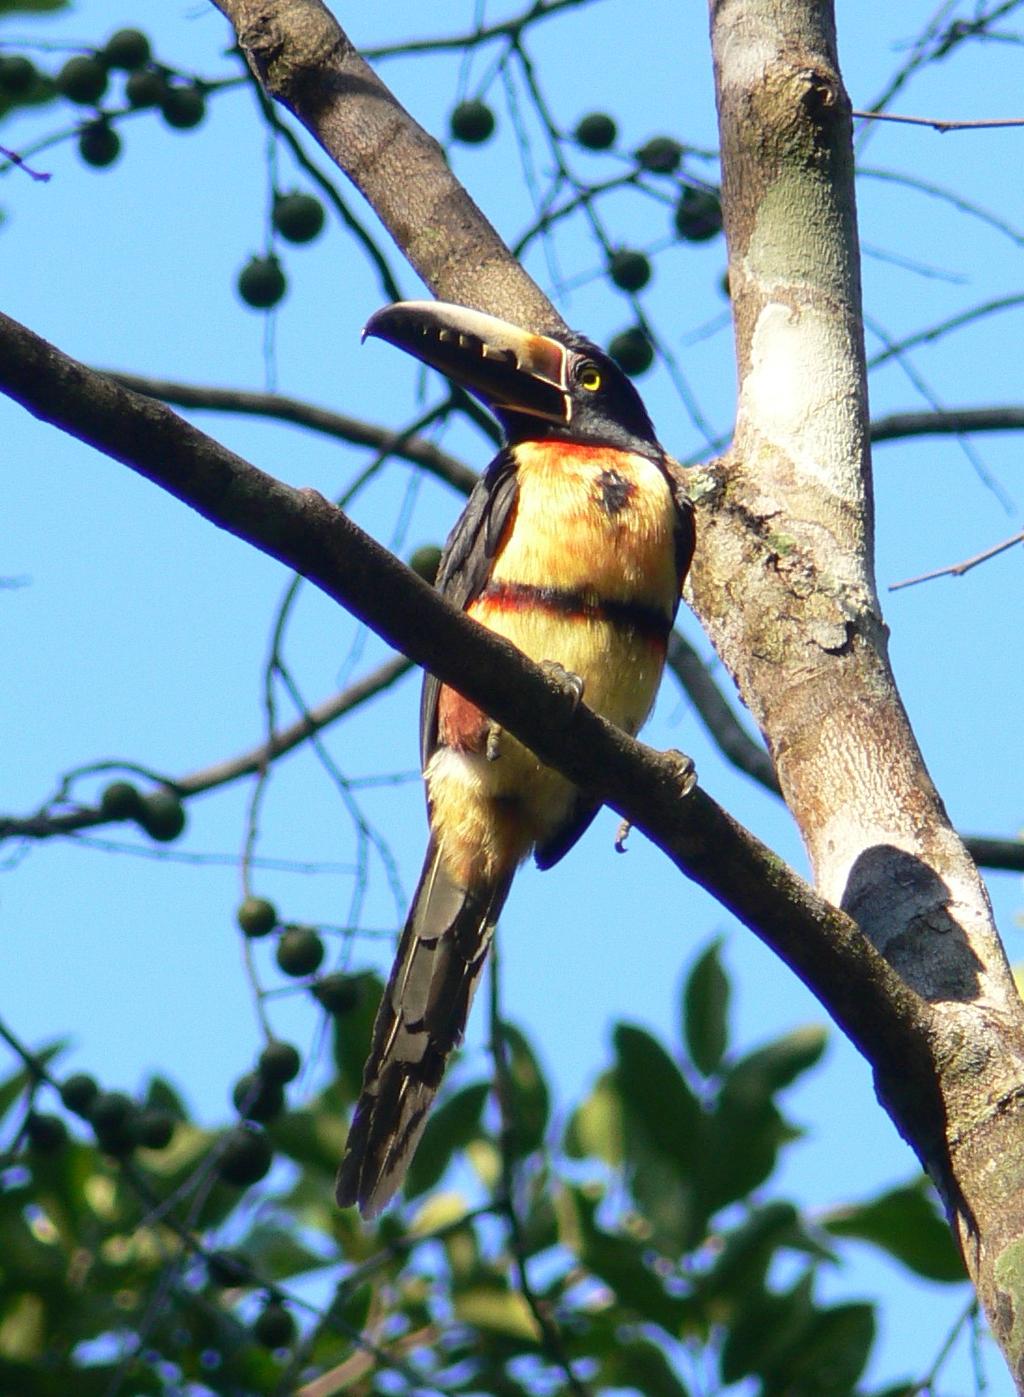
[336, 840, 512, 1217]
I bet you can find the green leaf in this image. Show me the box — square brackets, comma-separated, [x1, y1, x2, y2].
[683, 940, 730, 1076]
[727, 1024, 828, 1097]
[596, 1334, 691, 1396]
[454, 1283, 541, 1342]
[699, 1087, 785, 1213]
[613, 1023, 701, 1170]
[823, 1178, 966, 1282]
[699, 1026, 827, 1213]
[499, 1021, 550, 1158]
[719, 1272, 816, 1385]
[269, 1100, 346, 1178]
[767, 1301, 875, 1396]
[0, 1043, 66, 1125]
[404, 1080, 489, 1199]
[697, 1201, 802, 1303]
[557, 1185, 689, 1335]
[0, 0, 68, 11]
[237, 1222, 323, 1282]
[720, 1269, 874, 1397]
[141, 1075, 189, 1121]
[613, 1023, 705, 1250]
[330, 972, 383, 1101]
[564, 1069, 624, 1164]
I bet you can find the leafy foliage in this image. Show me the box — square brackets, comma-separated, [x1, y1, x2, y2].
[0, 947, 967, 1395]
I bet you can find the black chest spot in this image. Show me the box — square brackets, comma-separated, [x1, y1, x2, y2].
[595, 468, 635, 515]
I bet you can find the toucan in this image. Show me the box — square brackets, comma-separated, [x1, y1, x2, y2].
[336, 300, 695, 1216]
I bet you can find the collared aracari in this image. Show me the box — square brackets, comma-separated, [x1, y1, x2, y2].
[336, 301, 695, 1216]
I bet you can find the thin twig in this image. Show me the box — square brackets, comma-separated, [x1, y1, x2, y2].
[890, 528, 1023, 590]
[100, 372, 478, 496]
[362, 0, 596, 59]
[489, 949, 591, 1397]
[853, 109, 1024, 132]
[0, 657, 413, 844]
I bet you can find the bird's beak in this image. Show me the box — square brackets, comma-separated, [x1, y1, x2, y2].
[363, 301, 572, 426]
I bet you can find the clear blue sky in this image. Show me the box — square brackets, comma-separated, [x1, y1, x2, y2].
[3, 1, 1022, 1391]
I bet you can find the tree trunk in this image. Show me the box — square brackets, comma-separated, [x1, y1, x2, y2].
[702, 1, 1024, 1384]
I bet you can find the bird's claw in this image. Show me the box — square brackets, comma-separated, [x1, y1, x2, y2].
[614, 818, 631, 853]
[486, 723, 502, 761]
[663, 748, 697, 795]
[539, 659, 585, 712]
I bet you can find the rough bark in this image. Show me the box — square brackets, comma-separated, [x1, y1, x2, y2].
[26, 0, 1024, 1383]
[703, 0, 1024, 1381]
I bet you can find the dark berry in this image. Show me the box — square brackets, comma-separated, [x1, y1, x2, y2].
[125, 69, 165, 108]
[137, 789, 186, 842]
[408, 544, 443, 584]
[609, 249, 652, 293]
[608, 327, 654, 377]
[635, 136, 683, 173]
[272, 192, 325, 244]
[258, 1041, 301, 1085]
[60, 1072, 99, 1116]
[55, 55, 108, 106]
[237, 255, 286, 310]
[99, 780, 142, 820]
[217, 1125, 273, 1187]
[89, 1091, 138, 1155]
[574, 112, 617, 151]
[275, 926, 325, 978]
[26, 1111, 68, 1153]
[253, 1300, 295, 1349]
[160, 83, 205, 130]
[0, 56, 37, 98]
[88, 1090, 134, 1132]
[237, 897, 278, 939]
[312, 972, 362, 1016]
[78, 119, 121, 169]
[449, 99, 495, 144]
[102, 29, 151, 72]
[232, 1072, 285, 1124]
[673, 187, 723, 242]
[133, 1109, 175, 1150]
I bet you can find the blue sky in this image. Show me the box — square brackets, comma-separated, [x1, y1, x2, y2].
[2, 1, 1023, 1391]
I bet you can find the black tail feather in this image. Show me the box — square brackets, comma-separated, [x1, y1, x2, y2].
[336, 842, 511, 1217]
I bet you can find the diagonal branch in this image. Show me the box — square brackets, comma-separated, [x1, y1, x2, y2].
[0, 307, 930, 1094]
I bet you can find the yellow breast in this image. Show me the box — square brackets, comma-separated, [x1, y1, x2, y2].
[488, 440, 680, 609]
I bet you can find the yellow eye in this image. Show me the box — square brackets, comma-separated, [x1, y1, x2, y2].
[578, 363, 602, 392]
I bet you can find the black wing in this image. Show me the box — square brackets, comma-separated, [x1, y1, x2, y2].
[667, 462, 696, 605]
[420, 450, 520, 769]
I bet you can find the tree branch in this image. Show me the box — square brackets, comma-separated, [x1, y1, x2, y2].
[0, 307, 934, 1094]
[0, 655, 413, 845]
[209, 0, 564, 333]
[102, 371, 478, 496]
[871, 406, 1024, 443]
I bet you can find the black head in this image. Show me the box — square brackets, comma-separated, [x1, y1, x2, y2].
[363, 301, 662, 459]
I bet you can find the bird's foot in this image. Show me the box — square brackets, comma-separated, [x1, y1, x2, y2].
[486, 723, 502, 762]
[538, 659, 585, 712]
[614, 818, 631, 853]
[663, 748, 697, 796]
